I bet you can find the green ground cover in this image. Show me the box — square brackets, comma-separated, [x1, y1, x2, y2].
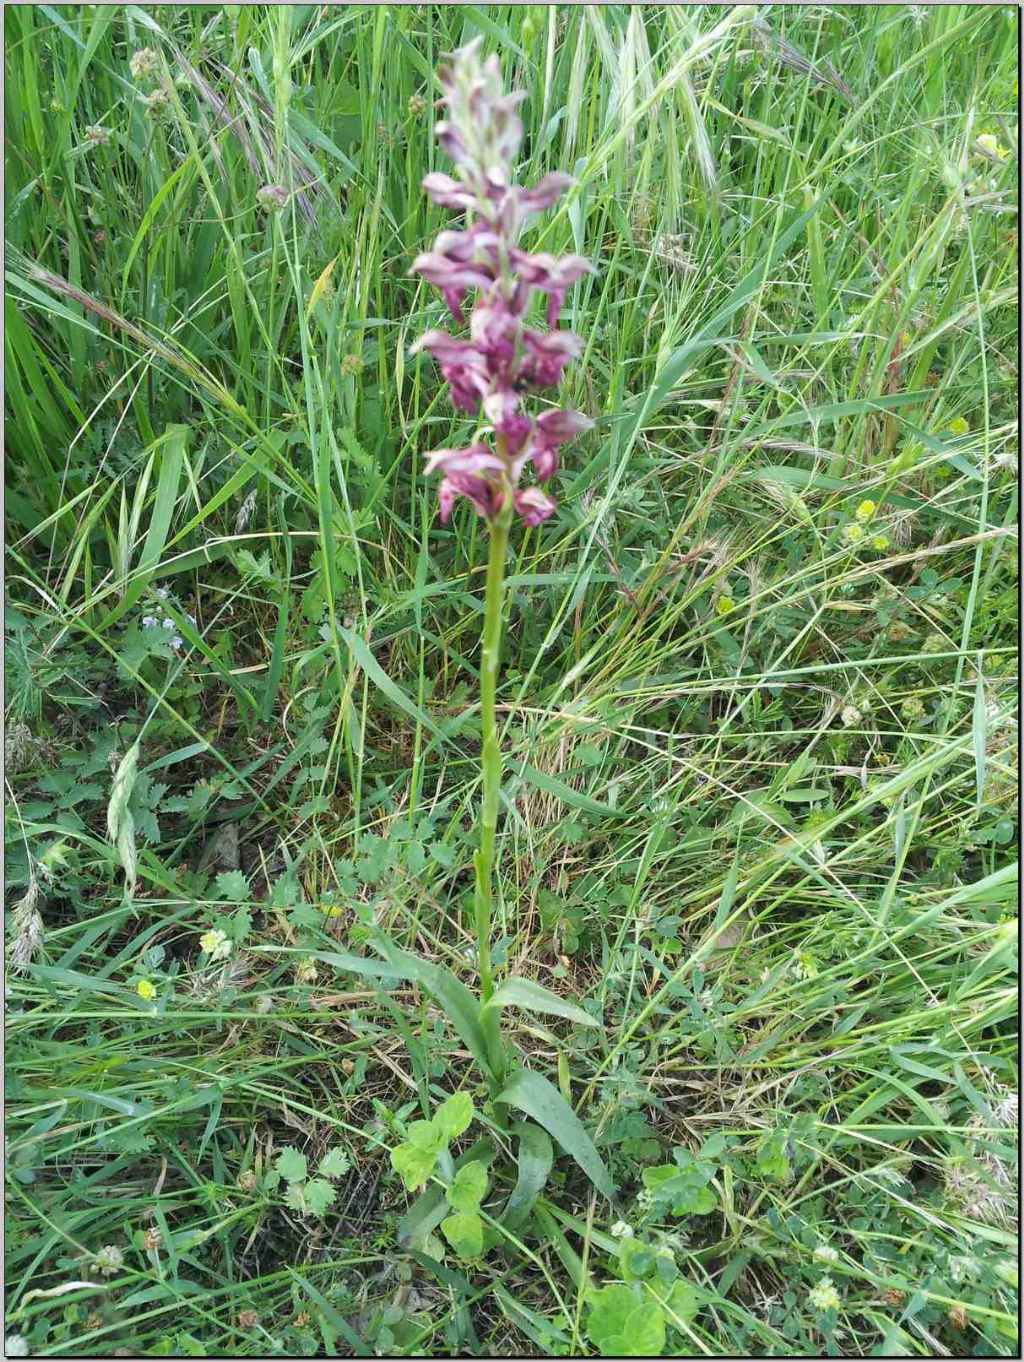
[4, 5, 1018, 1356]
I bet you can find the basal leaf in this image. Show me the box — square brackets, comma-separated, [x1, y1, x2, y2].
[485, 976, 600, 1029]
[302, 1178, 337, 1217]
[318, 1148, 351, 1180]
[388, 949, 495, 1082]
[502, 1121, 554, 1230]
[275, 1146, 307, 1184]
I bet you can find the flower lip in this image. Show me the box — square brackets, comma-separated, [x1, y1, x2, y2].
[422, 443, 505, 478]
[514, 486, 557, 526]
[516, 172, 575, 213]
[534, 408, 594, 444]
[421, 172, 478, 210]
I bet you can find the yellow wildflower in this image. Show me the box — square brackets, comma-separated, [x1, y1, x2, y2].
[946, 416, 969, 436]
[716, 595, 735, 616]
[843, 523, 865, 544]
[137, 979, 157, 1001]
[855, 499, 877, 522]
[976, 133, 1009, 161]
[871, 534, 890, 551]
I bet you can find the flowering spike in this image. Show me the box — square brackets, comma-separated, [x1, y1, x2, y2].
[412, 41, 593, 527]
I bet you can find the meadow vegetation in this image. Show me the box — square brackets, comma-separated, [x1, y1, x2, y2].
[4, 4, 1019, 1357]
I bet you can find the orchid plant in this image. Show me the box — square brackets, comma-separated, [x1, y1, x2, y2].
[280, 39, 613, 1250]
[411, 37, 595, 1081]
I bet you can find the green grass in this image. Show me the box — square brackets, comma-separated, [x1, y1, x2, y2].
[4, 4, 1018, 1357]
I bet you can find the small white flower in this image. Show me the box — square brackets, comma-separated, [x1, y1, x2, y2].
[129, 47, 159, 81]
[840, 704, 862, 727]
[948, 1254, 979, 1283]
[170, 636, 183, 651]
[610, 1220, 633, 1239]
[808, 1276, 841, 1313]
[141, 616, 158, 629]
[991, 1090, 1018, 1128]
[162, 617, 175, 630]
[93, 1244, 124, 1276]
[199, 928, 232, 961]
[814, 1244, 840, 1265]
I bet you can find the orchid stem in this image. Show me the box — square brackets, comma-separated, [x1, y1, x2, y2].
[475, 498, 511, 1082]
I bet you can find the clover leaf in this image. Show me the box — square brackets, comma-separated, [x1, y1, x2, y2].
[440, 1210, 484, 1260]
[642, 1150, 716, 1216]
[391, 1142, 439, 1192]
[447, 1160, 488, 1213]
[585, 1283, 665, 1357]
[435, 1092, 474, 1141]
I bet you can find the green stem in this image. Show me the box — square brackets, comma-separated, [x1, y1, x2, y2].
[475, 499, 512, 1079]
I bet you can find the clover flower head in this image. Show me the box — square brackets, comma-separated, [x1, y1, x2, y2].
[85, 124, 111, 147]
[808, 1276, 841, 1314]
[813, 1244, 840, 1265]
[93, 1244, 125, 1277]
[137, 979, 157, 1001]
[412, 38, 594, 528]
[256, 184, 289, 212]
[855, 499, 877, 522]
[130, 47, 159, 81]
[200, 928, 232, 960]
[295, 956, 319, 985]
[843, 522, 865, 544]
[143, 88, 170, 116]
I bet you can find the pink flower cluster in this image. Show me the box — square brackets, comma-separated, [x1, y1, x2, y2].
[411, 39, 594, 527]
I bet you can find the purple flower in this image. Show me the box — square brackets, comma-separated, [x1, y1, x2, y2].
[411, 331, 490, 410]
[510, 250, 594, 326]
[411, 39, 594, 528]
[514, 487, 557, 526]
[520, 329, 584, 388]
[425, 445, 508, 523]
[421, 172, 478, 211]
[528, 409, 594, 480]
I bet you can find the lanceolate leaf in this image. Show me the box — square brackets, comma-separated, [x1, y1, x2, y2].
[390, 948, 494, 1082]
[484, 976, 600, 1029]
[498, 1069, 614, 1198]
[503, 1121, 554, 1230]
[253, 945, 494, 1081]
